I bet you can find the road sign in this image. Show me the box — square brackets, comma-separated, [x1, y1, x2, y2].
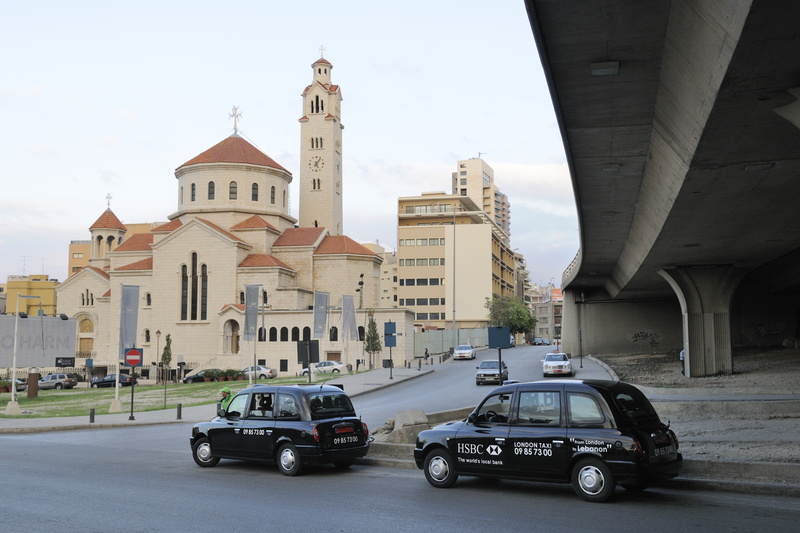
[124, 348, 143, 367]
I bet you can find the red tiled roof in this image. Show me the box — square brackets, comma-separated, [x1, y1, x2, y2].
[221, 303, 245, 312]
[178, 134, 288, 172]
[152, 219, 182, 232]
[238, 254, 292, 269]
[273, 227, 327, 247]
[102, 289, 111, 297]
[90, 209, 127, 231]
[313, 57, 332, 67]
[230, 215, 279, 233]
[68, 265, 111, 280]
[113, 233, 153, 252]
[315, 236, 379, 257]
[116, 257, 153, 271]
[196, 218, 245, 243]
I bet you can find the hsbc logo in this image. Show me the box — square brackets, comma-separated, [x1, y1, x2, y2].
[457, 443, 503, 456]
[487, 445, 502, 456]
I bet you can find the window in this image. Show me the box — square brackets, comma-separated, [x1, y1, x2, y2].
[270, 186, 276, 204]
[416, 298, 428, 306]
[568, 393, 605, 427]
[405, 279, 415, 286]
[252, 183, 259, 201]
[430, 298, 440, 306]
[429, 238, 439, 246]
[460, 178, 467, 184]
[144, 329, 151, 343]
[403, 299, 413, 306]
[476, 393, 512, 423]
[416, 239, 427, 246]
[258, 327, 266, 342]
[72, 252, 84, 259]
[208, 181, 215, 200]
[518, 392, 561, 426]
[291, 327, 300, 342]
[229, 181, 238, 200]
[429, 278, 440, 286]
[145, 293, 152, 306]
[191, 183, 196, 201]
[269, 327, 277, 342]
[429, 258, 440, 266]
[430, 313, 441, 320]
[329, 326, 338, 341]
[416, 313, 428, 320]
[416, 278, 428, 286]
[440, 238, 445, 245]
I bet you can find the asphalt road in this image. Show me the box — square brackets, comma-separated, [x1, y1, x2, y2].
[357, 344, 604, 429]
[2, 422, 799, 532]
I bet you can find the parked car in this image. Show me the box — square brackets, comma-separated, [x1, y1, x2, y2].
[300, 361, 346, 376]
[183, 369, 221, 383]
[453, 344, 476, 360]
[414, 379, 682, 502]
[190, 384, 371, 475]
[475, 360, 509, 385]
[14, 379, 27, 392]
[91, 374, 137, 388]
[509, 336, 516, 348]
[533, 337, 543, 345]
[542, 352, 573, 377]
[242, 366, 277, 380]
[38, 373, 78, 390]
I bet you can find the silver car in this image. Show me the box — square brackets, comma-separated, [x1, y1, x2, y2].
[542, 352, 573, 377]
[475, 360, 508, 385]
[301, 361, 346, 375]
[453, 344, 476, 360]
[242, 366, 277, 380]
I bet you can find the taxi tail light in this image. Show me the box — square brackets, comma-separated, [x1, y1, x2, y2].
[632, 438, 643, 453]
[362, 422, 369, 438]
[312, 427, 320, 443]
[669, 429, 679, 450]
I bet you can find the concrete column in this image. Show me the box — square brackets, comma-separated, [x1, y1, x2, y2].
[659, 267, 748, 377]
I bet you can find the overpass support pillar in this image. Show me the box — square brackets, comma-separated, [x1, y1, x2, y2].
[659, 267, 747, 377]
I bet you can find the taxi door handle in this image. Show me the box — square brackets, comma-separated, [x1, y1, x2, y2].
[495, 438, 505, 444]
[234, 429, 240, 434]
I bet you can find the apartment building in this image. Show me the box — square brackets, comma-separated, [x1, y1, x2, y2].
[451, 158, 511, 238]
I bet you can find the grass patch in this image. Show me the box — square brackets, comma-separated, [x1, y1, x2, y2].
[1, 374, 347, 418]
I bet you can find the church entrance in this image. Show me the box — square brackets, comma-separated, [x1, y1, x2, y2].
[224, 320, 240, 354]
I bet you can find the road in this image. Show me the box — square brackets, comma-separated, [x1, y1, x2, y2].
[2, 422, 799, 532]
[357, 344, 603, 428]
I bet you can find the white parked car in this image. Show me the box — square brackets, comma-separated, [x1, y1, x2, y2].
[242, 365, 277, 380]
[453, 344, 476, 360]
[542, 352, 573, 377]
[301, 361, 346, 375]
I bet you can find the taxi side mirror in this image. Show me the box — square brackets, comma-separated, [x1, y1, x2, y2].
[467, 413, 477, 424]
[217, 409, 226, 417]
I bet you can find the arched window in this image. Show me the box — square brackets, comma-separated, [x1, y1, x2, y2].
[229, 181, 238, 200]
[262, 291, 268, 305]
[258, 327, 266, 342]
[269, 327, 278, 342]
[358, 326, 365, 341]
[144, 329, 151, 343]
[291, 327, 300, 342]
[283, 190, 286, 207]
[180, 186, 184, 204]
[270, 186, 275, 204]
[208, 181, 215, 200]
[180, 253, 208, 321]
[191, 183, 196, 201]
[251, 183, 258, 201]
[239, 291, 245, 305]
[329, 326, 338, 341]
[280, 327, 289, 342]
[145, 293, 152, 306]
[303, 327, 311, 341]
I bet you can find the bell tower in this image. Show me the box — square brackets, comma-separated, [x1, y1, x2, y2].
[299, 56, 343, 235]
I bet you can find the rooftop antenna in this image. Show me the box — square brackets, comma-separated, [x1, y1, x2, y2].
[229, 106, 242, 133]
[21, 256, 30, 276]
[478, 152, 487, 159]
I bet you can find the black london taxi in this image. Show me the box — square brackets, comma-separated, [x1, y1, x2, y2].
[414, 379, 682, 502]
[191, 384, 371, 475]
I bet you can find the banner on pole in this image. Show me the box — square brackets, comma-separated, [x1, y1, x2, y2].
[342, 295, 358, 341]
[313, 291, 329, 339]
[119, 285, 140, 356]
[243, 284, 261, 341]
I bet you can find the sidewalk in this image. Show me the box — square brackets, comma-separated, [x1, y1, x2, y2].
[0, 365, 434, 434]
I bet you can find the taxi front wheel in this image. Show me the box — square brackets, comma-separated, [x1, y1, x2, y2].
[424, 448, 458, 488]
[571, 458, 615, 502]
[192, 437, 220, 467]
[277, 443, 303, 476]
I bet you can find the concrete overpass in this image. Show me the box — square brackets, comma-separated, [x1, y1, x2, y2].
[525, 1, 800, 376]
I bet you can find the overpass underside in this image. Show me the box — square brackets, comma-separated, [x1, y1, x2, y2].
[526, 1, 800, 376]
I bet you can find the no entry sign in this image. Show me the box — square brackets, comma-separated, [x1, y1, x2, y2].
[124, 348, 143, 367]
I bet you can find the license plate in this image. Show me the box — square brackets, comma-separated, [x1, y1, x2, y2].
[332, 435, 361, 446]
[652, 444, 675, 457]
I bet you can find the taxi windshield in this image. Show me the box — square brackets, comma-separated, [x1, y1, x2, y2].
[308, 392, 355, 419]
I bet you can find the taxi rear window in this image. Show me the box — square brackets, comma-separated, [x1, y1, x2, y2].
[308, 392, 355, 419]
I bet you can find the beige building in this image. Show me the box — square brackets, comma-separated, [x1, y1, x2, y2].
[397, 191, 516, 331]
[534, 287, 563, 346]
[56, 57, 414, 376]
[451, 158, 511, 237]
[3, 275, 60, 316]
[362, 242, 398, 309]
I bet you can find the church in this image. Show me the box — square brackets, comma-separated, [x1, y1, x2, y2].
[56, 57, 413, 377]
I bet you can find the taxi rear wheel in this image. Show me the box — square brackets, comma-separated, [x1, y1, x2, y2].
[424, 448, 458, 488]
[572, 458, 615, 502]
[192, 437, 220, 467]
[277, 443, 303, 476]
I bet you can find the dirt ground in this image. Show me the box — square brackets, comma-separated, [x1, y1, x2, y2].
[594, 348, 800, 464]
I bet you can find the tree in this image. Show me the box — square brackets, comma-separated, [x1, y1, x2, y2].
[160, 334, 172, 382]
[364, 313, 382, 368]
[484, 296, 536, 335]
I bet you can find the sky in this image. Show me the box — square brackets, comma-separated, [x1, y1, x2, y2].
[0, 0, 578, 289]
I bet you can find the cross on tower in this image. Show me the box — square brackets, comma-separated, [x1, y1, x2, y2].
[105, 193, 113, 208]
[319, 44, 326, 57]
[229, 106, 242, 133]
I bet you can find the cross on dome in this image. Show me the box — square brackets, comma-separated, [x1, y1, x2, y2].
[229, 106, 242, 133]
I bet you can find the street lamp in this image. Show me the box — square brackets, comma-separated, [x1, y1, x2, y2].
[355, 273, 364, 309]
[6, 294, 41, 415]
